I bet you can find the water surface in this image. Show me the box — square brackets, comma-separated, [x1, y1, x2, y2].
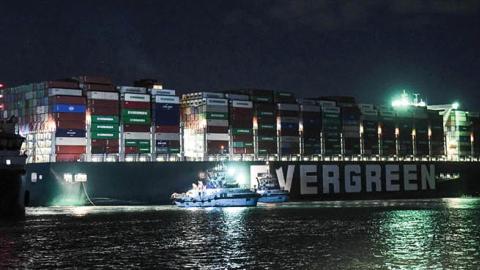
[1, 199, 480, 269]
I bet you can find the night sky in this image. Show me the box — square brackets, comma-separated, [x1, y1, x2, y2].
[1, 1, 479, 107]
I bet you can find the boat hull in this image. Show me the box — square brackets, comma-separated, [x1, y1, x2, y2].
[24, 160, 480, 206]
[174, 197, 258, 207]
[258, 194, 289, 203]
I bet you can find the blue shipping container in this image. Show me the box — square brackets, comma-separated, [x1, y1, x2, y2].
[154, 105, 180, 125]
[55, 128, 86, 137]
[156, 140, 168, 147]
[52, 104, 86, 113]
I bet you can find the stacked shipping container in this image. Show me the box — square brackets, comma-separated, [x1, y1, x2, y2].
[248, 90, 277, 156]
[428, 110, 445, 156]
[120, 89, 151, 155]
[412, 107, 429, 156]
[300, 100, 321, 155]
[318, 100, 342, 156]
[445, 110, 471, 158]
[471, 112, 480, 157]
[82, 76, 120, 156]
[151, 89, 181, 156]
[359, 104, 379, 156]
[228, 96, 254, 155]
[378, 106, 397, 156]
[396, 108, 414, 156]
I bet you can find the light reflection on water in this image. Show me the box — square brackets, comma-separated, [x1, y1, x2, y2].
[1, 199, 480, 269]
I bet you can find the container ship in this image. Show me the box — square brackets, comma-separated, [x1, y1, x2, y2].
[0, 76, 479, 206]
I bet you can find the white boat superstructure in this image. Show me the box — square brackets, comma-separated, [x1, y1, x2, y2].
[256, 172, 289, 203]
[171, 163, 259, 207]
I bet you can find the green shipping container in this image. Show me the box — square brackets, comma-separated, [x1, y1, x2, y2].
[91, 115, 119, 123]
[122, 116, 151, 124]
[259, 124, 275, 129]
[205, 112, 228, 120]
[121, 109, 151, 118]
[232, 141, 244, 147]
[259, 136, 275, 142]
[91, 123, 119, 132]
[139, 147, 151, 153]
[91, 131, 119, 139]
[232, 128, 252, 135]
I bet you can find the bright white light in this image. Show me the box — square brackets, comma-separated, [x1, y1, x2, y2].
[6, 159, 11, 165]
[74, 173, 87, 182]
[237, 174, 247, 186]
[452, 102, 460, 110]
[227, 167, 236, 176]
[63, 173, 73, 183]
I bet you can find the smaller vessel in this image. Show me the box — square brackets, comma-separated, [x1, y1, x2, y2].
[171, 163, 259, 207]
[256, 169, 289, 203]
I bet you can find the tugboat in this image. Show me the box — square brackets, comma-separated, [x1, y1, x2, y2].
[0, 116, 27, 218]
[256, 168, 289, 203]
[171, 162, 259, 207]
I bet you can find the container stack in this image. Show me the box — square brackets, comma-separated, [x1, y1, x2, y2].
[444, 110, 471, 158]
[248, 90, 277, 157]
[395, 108, 414, 156]
[80, 76, 120, 158]
[119, 88, 151, 157]
[277, 102, 300, 156]
[470, 112, 480, 157]
[300, 100, 321, 156]
[378, 106, 397, 156]
[227, 93, 254, 156]
[428, 110, 445, 157]
[341, 104, 361, 156]
[150, 89, 181, 158]
[412, 107, 429, 156]
[318, 100, 342, 156]
[181, 92, 229, 159]
[359, 104, 379, 156]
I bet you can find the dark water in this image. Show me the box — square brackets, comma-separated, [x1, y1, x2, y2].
[1, 199, 480, 269]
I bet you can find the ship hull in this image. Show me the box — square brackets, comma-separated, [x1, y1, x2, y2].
[0, 168, 26, 217]
[174, 197, 258, 207]
[24, 161, 480, 206]
[258, 194, 289, 203]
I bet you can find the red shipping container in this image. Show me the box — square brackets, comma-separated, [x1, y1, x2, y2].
[125, 146, 139, 154]
[245, 147, 254, 154]
[167, 140, 180, 147]
[232, 134, 253, 141]
[155, 125, 179, 133]
[77, 76, 113, 85]
[91, 139, 119, 147]
[89, 107, 119, 115]
[207, 126, 229, 133]
[56, 120, 85, 129]
[91, 146, 106, 154]
[233, 148, 246, 154]
[56, 154, 82, 162]
[46, 81, 80, 89]
[105, 146, 119, 153]
[52, 112, 85, 121]
[122, 101, 150, 109]
[123, 124, 151, 132]
[56, 146, 86, 154]
[88, 100, 119, 108]
[83, 83, 116, 92]
[50, 96, 86, 105]
[207, 141, 229, 154]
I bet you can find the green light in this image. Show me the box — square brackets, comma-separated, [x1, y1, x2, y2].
[452, 102, 460, 110]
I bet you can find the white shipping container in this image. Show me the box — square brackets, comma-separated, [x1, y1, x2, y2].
[87, 91, 119, 101]
[36, 106, 48, 114]
[205, 98, 228, 106]
[206, 119, 229, 127]
[55, 137, 87, 146]
[206, 133, 229, 141]
[318, 100, 336, 107]
[231, 100, 253, 108]
[301, 105, 320, 112]
[48, 88, 83, 97]
[124, 132, 150, 140]
[359, 104, 374, 110]
[278, 103, 299, 111]
[150, 89, 176, 96]
[155, 133, 180, 140]
[118, 86, 147, 94]
[124, 93, 150, 102]
[155, 95, 180, 104]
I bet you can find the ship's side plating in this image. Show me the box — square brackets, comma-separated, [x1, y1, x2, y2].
[24, 160, 480, 206]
